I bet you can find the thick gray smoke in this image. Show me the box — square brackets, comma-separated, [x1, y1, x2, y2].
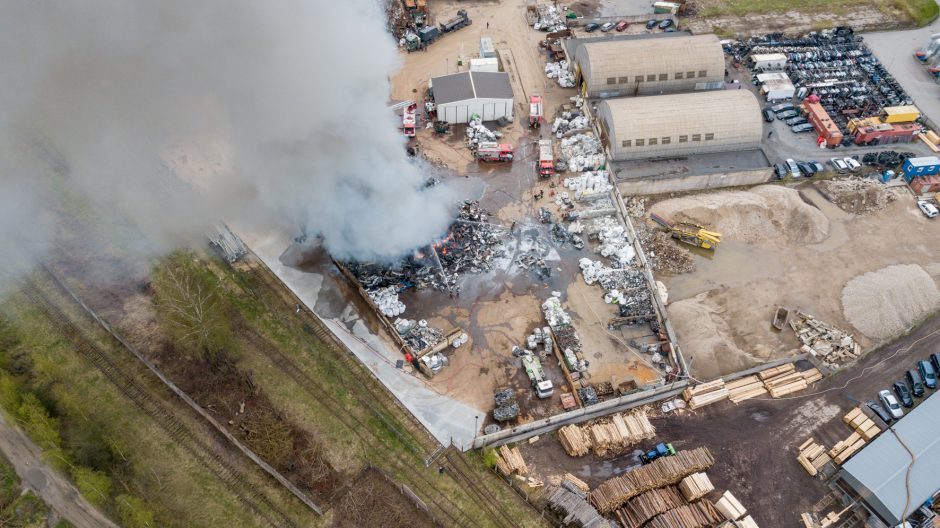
[0, 0, 455, 288]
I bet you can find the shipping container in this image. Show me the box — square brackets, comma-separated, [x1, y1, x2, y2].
[903, 156, 940, 178]
[469, 57, 499, 72]
[910, 174, 940, 193]
[751, 53, 788, 71]
[801, 100, 843, 146]
[854, 123, 922, 145]
[881, 105, 920, 124]
[480, 37, 496, 59]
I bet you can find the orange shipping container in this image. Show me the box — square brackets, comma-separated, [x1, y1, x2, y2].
[910, 174, 940, 194]
[802, 101, 843, 146]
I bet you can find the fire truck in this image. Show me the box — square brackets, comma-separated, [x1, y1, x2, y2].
[476, 142, 514, 162]
[403, 103, 417, 138]
[538, 140, 554, 178]
[529, 95, 544, 128]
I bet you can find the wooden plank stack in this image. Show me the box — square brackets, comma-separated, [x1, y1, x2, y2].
[678, 472, 714, 501]
[828, 432, 865, 465]
[715, 490, 747, 521]
[556, 410, 655, 457]
[589, 447, 715, 513]
[738, 514, 761, 528]
[614, 486, 686, 528]
[795, 437, 831, 477]
[563, 473, 590, 494]
[644, 499, 723, 528]
[843, 407, 882, 441]
[495, 445, 528, 476]
[726, 376, 768, 403]
[763, 367, 823, 398]
[682, 379, 729, 410]
[558, 424, 590, 457]
[545, 485, 609, 528]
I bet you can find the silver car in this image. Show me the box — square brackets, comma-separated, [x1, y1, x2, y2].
[878, 389, 904, 419]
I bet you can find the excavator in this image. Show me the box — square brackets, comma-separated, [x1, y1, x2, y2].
[650, 213, 722, 250]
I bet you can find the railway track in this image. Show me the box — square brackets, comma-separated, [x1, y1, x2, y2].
[21, 277, 299, 528]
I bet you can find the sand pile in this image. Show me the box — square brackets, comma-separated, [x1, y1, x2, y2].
[815, 177, 897, 215]
[650, 186, 830, 245]
[842, 264, 940, 339]
[668, 292, 756, 379]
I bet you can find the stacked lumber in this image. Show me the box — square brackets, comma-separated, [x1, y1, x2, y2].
[682, 379, 729, 410]
[828, 431, 866, 465]
[614, 486, 686, 528]
[757, 363, 795, 380]
[589, 448, 715, 513]
[795, 437, 830, 477]
[726, 375, 768, 403]
[563, 473, 590, 494]
[738, 514, 760, 528]
[678, 472, 714, 501]
[558, 424, 590, 457]
[586, 412, 656, 456]
[762, 367, 822, 398]
[843, 407, 882, 441]
[495, 445, 528, 476]
[545, 485, 609, 528]
[715, 490, 747, 521]
[644, 499, 723, 528]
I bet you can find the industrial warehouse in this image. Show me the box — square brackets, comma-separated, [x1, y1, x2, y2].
[429, 70, 514, 123]
[596, 90, 763, 161]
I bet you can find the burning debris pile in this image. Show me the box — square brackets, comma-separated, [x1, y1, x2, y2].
[637, 227, 695, 274]
[516, 252, 551, 279]
[394, 318, 445, 352]
[564, 172, 613, 201]
[543, 294, 586, 374]
[344, 201, 506, 295]
[545, 61, 576, 88]
[552, 112, 589, 137]
[560, 134, 604, 172]
[369, 286, 407, 316]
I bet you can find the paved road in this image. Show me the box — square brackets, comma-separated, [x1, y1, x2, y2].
[864, 5, 940, 128]
[0, 412, 118, 528]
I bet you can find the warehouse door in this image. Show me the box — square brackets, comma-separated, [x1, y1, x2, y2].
[483, 103, 494, 121]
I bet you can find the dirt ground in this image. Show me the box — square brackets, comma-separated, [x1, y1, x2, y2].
[642, 182, 940, 379]
[522, 311, 940, 527]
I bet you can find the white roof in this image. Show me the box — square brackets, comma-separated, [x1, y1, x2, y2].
[752, 53, 787, 61]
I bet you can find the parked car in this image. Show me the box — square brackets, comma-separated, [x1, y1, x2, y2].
[658, 19, 673, 29]
[918, 200, 939, 218]
[906, 369, 926, 397]
[866, 400, 893, 424]
[601, 22, 615, 32]
[585, 22, 600, 32]
[797, 161, 814, 176]
[645, 19, 658, 29]
[786, 116, 808, 126]
[774, 163, 787, 179]
[810, 161, 825, 173]
[878, 390, 904, 419]
[771, 102, 794, 113]
[762, 109, 775, 122]
[930, 352, 940, 374]
[830, 158, 849, 172]
[664, 27, 677, 32]
[843, 157, 861, 172]
[615, 20, 629, 31]
[786, 159, 801, 178]
[893, 381, 914, 408]
[791, 123, 815, 133]
[918, 360, 937, 389]
[777, 110, 799, 119]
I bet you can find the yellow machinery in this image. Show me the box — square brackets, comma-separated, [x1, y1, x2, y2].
[650, 213, 722, 249]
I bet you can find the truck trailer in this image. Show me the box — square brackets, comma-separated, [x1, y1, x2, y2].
[538, 139, 554, 178]
[440, 9, 471, 33]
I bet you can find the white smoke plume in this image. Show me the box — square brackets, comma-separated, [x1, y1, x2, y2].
[0, 0, 455, 290]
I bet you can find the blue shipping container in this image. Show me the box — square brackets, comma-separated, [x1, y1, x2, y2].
[902, 156, 940, 177]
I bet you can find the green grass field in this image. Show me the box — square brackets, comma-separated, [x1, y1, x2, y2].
[697, 0, 939, 26]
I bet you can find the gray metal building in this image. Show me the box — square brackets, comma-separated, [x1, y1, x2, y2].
[429, 71, 514, 124]
[596, 90, 762, 161]
[838, 394, 940, 526]
[573, 34, 725, 98]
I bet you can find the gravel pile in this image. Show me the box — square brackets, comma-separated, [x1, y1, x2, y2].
[842, 264, 940, 339]
[814, 177, 898, 215]
[638, 228, 695, 274]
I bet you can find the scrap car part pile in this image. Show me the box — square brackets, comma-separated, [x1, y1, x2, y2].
[394, 318, 445, 352]
[791, 311, 860, 368]
[561, 134, 604, 172]
[545, 60, 576, 88]
[861, 150, 915, 167]
[465, 116, 500, 147]
[552, 111, 589, 137]
[543, 294, 585, 374]
[369, 286, 406, 316]
[533, 5, 567, 31]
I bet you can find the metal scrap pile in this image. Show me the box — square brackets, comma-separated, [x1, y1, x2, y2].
[533, 5, 567, 31]
[560, 134, 604, 173]
[465, 116, 501, 148]
[578, 386, 598, 406]
[861, 150, 915, 167]
[493, 388, 520, 422]
[516, 251, 551, 280]
[564, 172, 613, 201]
[394, 318, 445, 352]
[616, 290, 655, 321]
[369, 286, 407, 317]
[791, 311, 860, 368]
[542, 294, 583, 360]
[579, 259, 644, 291]
[637, 227, 695, 274]
[545, 60, 576, 88]
[552, 111, 589, 137]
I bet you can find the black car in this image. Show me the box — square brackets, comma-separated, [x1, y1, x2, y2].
[906, 369, 926, 397]
[786, 116, 808, 127]
[796, 161, 813, 176]
[930, 352, 940, 374]
[762, 109, 775, 122]
[585, 22, 600, 32]
[777, 110, 798, 119]
[893, 381, 914, 408]
[645, 19, 658, 29]
[867, 400, 893, 424]
[774, 163, 787, 179]
[658, 19, 673, 29]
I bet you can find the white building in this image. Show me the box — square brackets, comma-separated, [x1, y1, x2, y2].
[750, 53, 787, 70]
[430, 71, 514, 124]
[756, 72, 795, 101]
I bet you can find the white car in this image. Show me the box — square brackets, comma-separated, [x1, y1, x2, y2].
[786, 158, 801, 178]
[918, 200, 939, 218]
[878, 390, 904, 419]
[829, 157, 848, 172]
[600, 22, 615, 32]
[843, 157, 861, 172]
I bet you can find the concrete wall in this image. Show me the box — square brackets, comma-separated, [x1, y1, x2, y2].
[617, 166, 774, 195]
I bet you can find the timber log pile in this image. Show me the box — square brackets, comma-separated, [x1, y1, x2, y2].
[686, 364, 824, 409]
[558, 424, 591, 457]
[557, 410, 655, 457]
[589, 447, 715, 513]
[495, 445, 528, 476]
[614, 486, 686, 528]
[682, 379, 728, 410]
[678, 472, 714, 501]
[644, 499, 723, 528]
[545, 483, 609, 528]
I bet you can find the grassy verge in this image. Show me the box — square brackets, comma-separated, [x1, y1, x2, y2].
[0, 448, 64, 527]
[697, 0, 939, 26]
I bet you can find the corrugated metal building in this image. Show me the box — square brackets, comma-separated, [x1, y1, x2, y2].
[430, 71, 514, 124]
[839, 394, 940, 526]
[573, 34, 725, 98]
[596, 90, 762, 161]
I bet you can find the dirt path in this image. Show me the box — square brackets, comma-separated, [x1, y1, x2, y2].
[0, 412, 118, 528]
